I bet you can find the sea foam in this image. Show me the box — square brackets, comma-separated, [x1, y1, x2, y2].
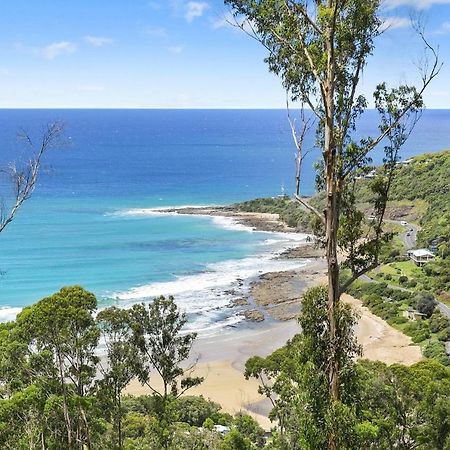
[106, 211, 311, 336]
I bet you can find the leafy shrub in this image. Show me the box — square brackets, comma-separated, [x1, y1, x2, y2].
[234, 414, 266, 448]
[384, 273, 393, 281]
[399, 276, 408, 285]
[429, 311, 450, 334]
[423, 341, 450, 365]
[415, 292, 437, 318]
[411, 330, 430, 343]
[388, 316, 408, 325]
[175, 396, 221, 427]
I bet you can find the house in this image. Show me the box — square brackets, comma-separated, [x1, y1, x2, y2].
[403, 309, 426, 321]
[407, 248, 435, 266]
[364, 169, 376, 179]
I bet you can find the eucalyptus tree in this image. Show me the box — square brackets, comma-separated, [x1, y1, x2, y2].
[225, 1, 439, 447]
[129, 296, 203, 449]
[16, 286, 100, 450]
[97, 307, 139, 450]
[246, 286, 362, 449]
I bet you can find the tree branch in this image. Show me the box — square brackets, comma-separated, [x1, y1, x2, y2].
[293, 193, 324, 224]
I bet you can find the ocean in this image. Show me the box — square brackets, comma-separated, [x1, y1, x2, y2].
[0, 109, 449, 333]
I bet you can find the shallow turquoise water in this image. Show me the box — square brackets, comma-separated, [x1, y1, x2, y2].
[0, 109, 448, 332]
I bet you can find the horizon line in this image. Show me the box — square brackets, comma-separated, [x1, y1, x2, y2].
[1, 107, 450, 111]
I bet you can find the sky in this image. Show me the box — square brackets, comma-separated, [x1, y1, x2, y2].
[0, 0, 449, 108]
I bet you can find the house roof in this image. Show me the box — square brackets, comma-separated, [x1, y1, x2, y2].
[409, 249, 434, 257]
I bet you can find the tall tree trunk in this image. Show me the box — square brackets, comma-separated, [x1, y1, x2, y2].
[324, 3, 339, 448]
[57, 351, 73, 450]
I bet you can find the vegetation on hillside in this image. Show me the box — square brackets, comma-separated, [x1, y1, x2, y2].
[233, 196, 316, 231]
[245, 285, 450, 449]
[358, 149, 450, 250]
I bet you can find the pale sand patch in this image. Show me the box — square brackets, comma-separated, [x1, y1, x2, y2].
[126, 361, 272, 429]
[125, 322, 299, 429]
[343, 293, 422, 366]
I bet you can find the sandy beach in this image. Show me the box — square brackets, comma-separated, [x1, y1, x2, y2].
[126, 208, 422, 428]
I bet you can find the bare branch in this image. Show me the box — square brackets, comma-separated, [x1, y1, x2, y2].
[367, 31, 441, 154]
[0, 121, 65, 234]
[287, 96, 315, 197]
[293, 193, 325, 225]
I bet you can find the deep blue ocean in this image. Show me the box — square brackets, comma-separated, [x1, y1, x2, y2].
[0, 109, 449, 333]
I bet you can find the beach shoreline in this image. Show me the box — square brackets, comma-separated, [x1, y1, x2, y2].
[125, 206, 422, 428]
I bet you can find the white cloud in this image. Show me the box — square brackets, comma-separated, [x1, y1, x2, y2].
[435, 21, 450, 33]
[84, 36, 113, 47]
[145, 26, 168, 37]
[379, 16, 411, 31]
[39, 41, 77, 60]
[185, 1, 209, 22]
[384, 0, 450, 9]
[168, 45, 184, 54]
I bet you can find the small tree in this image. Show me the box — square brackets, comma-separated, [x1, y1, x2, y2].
[129, 296, 203, 449]
[97, 307, 139, 450]
[415, 292, 437, 318]
[246, 286, 361, 448]
[17, 286, 100, 450]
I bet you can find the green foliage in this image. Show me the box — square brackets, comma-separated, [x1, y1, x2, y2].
[415, 292, 437, 318]
[233, 413, 266, 448]
[357, 359, 450, 448]
[129, 296, 203, 399]
[246, 286, 362, 449]
[233, 196, 314, 231]
[347, 280, 450, 365]
[0, 289, 209, 450]
[220, 428, 253, 450]
[174, 396, 221, 427]
[96, 306, 140, 449]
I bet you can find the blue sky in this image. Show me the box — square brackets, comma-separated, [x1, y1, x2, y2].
[0, 0, 449, 108]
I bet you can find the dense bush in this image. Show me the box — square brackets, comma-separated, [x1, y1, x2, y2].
[174, 396, 221, 427]
[423, 341, 450, 366]
[415, 292, 437, 318]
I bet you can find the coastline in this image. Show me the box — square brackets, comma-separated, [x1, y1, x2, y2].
[126, 206, 422, 428]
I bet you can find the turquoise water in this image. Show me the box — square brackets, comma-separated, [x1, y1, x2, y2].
[0, 109, 449, 332]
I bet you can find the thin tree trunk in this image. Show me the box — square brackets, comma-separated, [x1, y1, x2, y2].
[118, 391, 123, 450]
[324, 3, 339, 448]
[80, 407, 92, 450]
[57, 351, 73, 450]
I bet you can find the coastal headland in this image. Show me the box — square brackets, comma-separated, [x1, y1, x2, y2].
[126, 205, 422, 428]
